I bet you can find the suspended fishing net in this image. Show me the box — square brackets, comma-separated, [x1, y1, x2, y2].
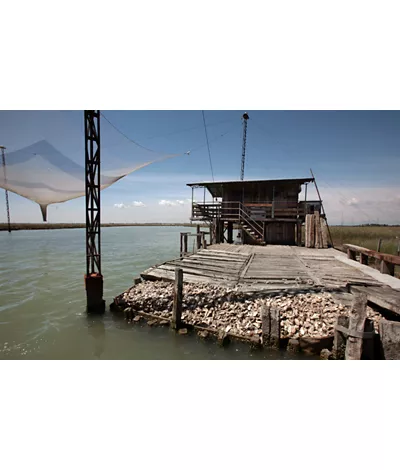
[0, 111, 182, 221]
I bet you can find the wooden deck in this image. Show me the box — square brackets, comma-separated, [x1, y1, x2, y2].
[141, 244, 400, 314]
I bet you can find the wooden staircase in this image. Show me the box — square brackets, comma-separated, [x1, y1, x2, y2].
[239, 204, 265, 245]
[241, 222, 265, 245]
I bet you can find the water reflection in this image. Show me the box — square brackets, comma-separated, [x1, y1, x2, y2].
[86, 314, 106, 359]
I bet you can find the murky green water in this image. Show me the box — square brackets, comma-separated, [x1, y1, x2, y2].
[0, 226, 312, 359]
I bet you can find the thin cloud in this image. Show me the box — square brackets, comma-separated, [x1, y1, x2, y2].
[114, 203, 129, 209]
[346, 197, 359, 206]
[159, 200, 176, 206]
[132, 201, 145, 207]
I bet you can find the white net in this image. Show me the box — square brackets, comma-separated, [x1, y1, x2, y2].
[0, 111, 181, 221]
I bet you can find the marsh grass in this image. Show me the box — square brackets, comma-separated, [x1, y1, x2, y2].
[328, 225, 400, 278]
[329, 225, 400, 255]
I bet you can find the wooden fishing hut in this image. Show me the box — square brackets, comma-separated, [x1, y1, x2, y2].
[187, 178, 322, 246]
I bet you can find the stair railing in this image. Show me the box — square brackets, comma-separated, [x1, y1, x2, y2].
[238, 203, 264, 239]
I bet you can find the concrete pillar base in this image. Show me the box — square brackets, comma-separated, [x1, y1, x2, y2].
[85, 273, 105, 313]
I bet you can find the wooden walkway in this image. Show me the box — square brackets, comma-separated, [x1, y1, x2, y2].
[141, 244, 400, 314]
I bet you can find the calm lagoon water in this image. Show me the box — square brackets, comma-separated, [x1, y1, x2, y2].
[0, 226, 311, 360]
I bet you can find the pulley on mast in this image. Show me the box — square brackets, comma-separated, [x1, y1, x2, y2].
[1, 146, 11, 232]
[240, 112, 249, 180]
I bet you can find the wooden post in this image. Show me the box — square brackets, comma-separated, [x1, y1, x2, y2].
[333, 315, 349, 359]
[360, 253, 368, 265]
[345, 293, 367, 360]
[196, 225, 201, 249]
[347, 248, 356, 261]
[397, 240, 400, 256]
[380, 260, 395, 276]
[305, 214, 311, 247]
[202, 232, 206, 249]
[212, 219, 217, 244]
[271, 186, 275, 219]
[183, 233, 188, 255]
[314, 211, 321, 249]
[180, 232, 183, 259]
[296, 221, 301, 246]
[321, 218, 329, 248]
[261, 304, 280, 349]
[227, 221, 233, 244]
[380, 319, 400, 360]
[171, 268, 183, 330]
[218, 220, 224, 243]
[361, 318, 375, 360]
[377, 238, 382, 252]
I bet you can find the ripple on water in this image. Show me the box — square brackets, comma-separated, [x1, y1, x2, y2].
[0, 226, 309, 360]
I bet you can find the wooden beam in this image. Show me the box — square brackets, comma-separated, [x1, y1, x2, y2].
[347, 248, 357, 261]
[171, 268, 183, 330]
[380, 319, 400, 360]
[261, 304, 280, 349]
[314, 211, 321, 249]
[333, 315, 349, 359]
[380, 260, 395, 276]
[345, 293, 367, 360]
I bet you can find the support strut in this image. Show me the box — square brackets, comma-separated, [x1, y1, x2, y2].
[84, 111, 105, 313]
[1, 146, 11, 232]
[240, 112, 249, 181]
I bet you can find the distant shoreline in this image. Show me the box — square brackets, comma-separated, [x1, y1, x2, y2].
[0, 223, 205, 232]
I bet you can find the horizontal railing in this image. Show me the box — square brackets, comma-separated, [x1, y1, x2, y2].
[344, 243, 400, 277]
[192, 201, 311, 220]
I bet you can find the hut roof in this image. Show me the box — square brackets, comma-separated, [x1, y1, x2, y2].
[187, 178, 314, 198]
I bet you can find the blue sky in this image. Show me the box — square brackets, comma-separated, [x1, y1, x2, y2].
[1, 110, 400, 225]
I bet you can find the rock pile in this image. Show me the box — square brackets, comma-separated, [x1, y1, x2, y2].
[116, 280, 383, 340]
[268, 292, 382, 339]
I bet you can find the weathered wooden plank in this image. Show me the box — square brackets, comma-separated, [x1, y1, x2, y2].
[261, 305, 280, 348]
[321, 218, 329, 248]
[345, 293, 368, 360]
[167, 260, 242, 276]
[350, 286, 400, 316]
[380, 260, 395, 276]
[333, 315, 349, 359]
[171, 268, 183, 330]
[314, 211, 321, 249]
[380, 319, 400, 360]
[160, 264, 240, 280]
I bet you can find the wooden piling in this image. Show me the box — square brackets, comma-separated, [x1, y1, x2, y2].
[360, 253, 369, 265]
[377, 238, 382, 252]
[380, 319, 400, 360]
[333, 315, 349, 359]
[183, 233, 188, 255]
[180, 232, 183, 259]
[201, 232, 206, 249]
[196, 225, 201, 249]
[361, 318, 375, 360]
[321, 218, 329, 248]
[314, 211, 321, 249]
[296, 221, 302, 246]
[345, 293, 368, 360]
[347, 248, 356, 261]
[227, 221, 233, 244]
[261, 304, 280, 349]
[171, 268, 183, 330]
[380, 260, 395, 276]
[305, 214, 315, 248]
